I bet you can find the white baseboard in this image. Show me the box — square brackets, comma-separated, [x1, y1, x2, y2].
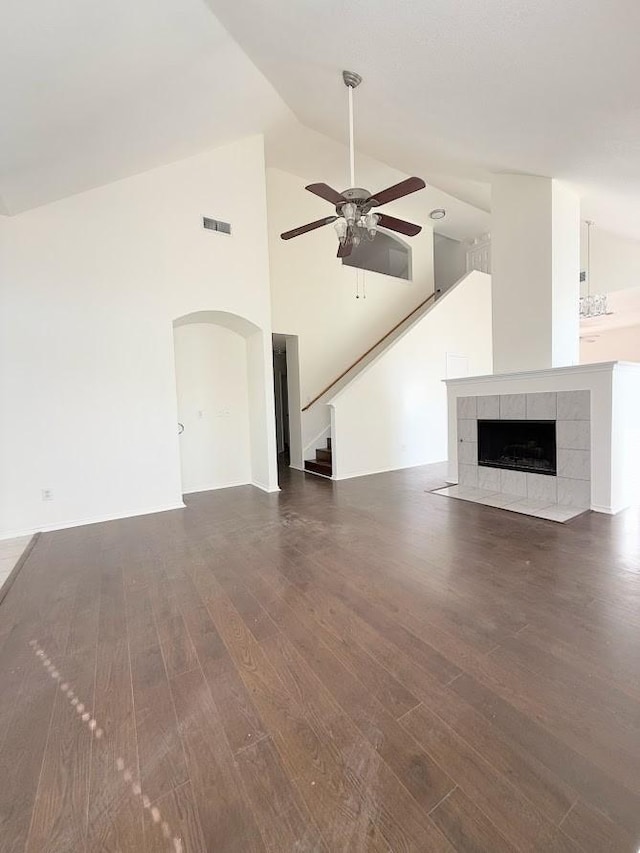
[251, 481, 281, 493]
[590, 503, 618, 515]
[333, 459, 445, 481]
[0, 501, 186, 541]
[183, 480, 281, 495]
[183, 480, 250, 495]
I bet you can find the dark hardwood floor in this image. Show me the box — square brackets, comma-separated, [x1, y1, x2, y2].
[1, 463, 640, 852]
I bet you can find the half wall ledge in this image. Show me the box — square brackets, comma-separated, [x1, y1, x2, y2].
[444, 362, 640, 515]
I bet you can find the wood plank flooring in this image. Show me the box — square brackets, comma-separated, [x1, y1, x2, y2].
[1, 462, 639, 851]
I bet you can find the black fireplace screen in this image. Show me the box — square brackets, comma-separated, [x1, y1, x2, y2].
[477, 420, 556, 476]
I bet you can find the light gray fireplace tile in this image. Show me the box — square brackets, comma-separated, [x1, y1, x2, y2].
[458, 419, 477, 442]
[458, 441, 478, 464]
[509, 498, 557, 515]
[435, 485, 499, 502]
[556, 420, 590, 451]
[557, 448, 591, 481]
[557, 390, 590, 421]
[457, 396, 477, 419]
[478, 466, 501, 491]
[458, 463, 478, 487]
[500, 468, 527, 496]
[526, 392, 557, 420]
[557, 477, 591, 508]
[534, 504, 589, 522]
[478, 492, 524, 508]
[477, 395, 500, 419]
[526, 472, 557, 503]
[500, 394, 526, 420]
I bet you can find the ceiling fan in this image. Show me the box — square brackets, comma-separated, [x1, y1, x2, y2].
[280, 70, 426, 258]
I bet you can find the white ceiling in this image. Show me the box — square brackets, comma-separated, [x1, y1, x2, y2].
[5, 0, 640, 242]
[0, 0, 290, 213]
[208, 0, 640, 239]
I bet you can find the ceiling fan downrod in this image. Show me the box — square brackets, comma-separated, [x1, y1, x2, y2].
[343, 70, 362, 188]
[279, 70, 425, 258]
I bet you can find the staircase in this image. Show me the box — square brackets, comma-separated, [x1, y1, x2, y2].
[304, 438, 332, 478]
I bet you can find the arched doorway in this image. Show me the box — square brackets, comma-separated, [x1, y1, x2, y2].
[172, 310, 279, 495]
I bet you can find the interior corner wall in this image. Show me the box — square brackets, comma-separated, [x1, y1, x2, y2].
[266, 167, 435, 455]
[0, 135, 278, 538]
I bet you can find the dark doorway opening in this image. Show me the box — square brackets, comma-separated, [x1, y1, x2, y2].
[272, 336, 290, 468]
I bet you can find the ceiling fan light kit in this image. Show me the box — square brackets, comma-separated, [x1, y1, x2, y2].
[280, 71, 426, 258]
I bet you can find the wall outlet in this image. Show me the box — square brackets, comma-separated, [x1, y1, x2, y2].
[41, 489, 53, 501]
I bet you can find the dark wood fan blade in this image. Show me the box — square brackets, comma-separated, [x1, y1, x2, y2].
[337, 239, 353, 258]
[281, 216, 337, 240]
[377, 213, 422, 237]
[371, 177, 426, 206]
[305, 183, 346, 205]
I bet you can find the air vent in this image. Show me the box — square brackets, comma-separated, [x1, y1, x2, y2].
[203, 217, 231, 235]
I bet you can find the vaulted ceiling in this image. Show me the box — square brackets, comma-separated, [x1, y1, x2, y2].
[0, 0, 289, 213]
[4, 0, 640, 241]
[208, 0, 640, 240]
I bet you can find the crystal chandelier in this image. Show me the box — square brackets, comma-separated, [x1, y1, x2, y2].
[579, 220, 610, 319]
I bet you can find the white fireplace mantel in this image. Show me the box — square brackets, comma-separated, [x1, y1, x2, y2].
[444, 361, 640, 514]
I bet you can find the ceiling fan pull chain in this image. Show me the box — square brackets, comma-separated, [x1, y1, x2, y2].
[363, 272, 367, 300]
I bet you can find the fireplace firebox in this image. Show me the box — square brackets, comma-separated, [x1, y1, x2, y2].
[477, 420, 556, 476]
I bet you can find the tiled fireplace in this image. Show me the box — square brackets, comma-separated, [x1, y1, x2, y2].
[444, 390, 591, 520]
[441, 362, 640, 520]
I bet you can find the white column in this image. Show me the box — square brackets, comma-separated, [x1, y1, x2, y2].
[491, 175, 580, 373]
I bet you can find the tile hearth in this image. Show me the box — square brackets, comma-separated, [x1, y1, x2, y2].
[439, 388, 592, 522]
[432, 485, 587, 523]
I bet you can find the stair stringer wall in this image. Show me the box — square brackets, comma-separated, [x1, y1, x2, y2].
[328, 271, 492, 480]
[299, 280, 449, 468]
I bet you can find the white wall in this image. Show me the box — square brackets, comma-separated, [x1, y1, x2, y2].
[174, 322, 251, 493]
[434, 234, 467, 293]
[491, 175, 579, 373]
[612, 363, 640, 510]
[581, 325, 640, 364]
[329, 272, 492, 480]
[551, 182, 581, 367]
[267, 166, 435, 460]
[0, 135, 278, 538]
[581, 223, 640, 294]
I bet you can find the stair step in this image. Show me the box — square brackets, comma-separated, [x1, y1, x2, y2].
[316, 448, 332, 463]
[304, 459, 332, 477]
